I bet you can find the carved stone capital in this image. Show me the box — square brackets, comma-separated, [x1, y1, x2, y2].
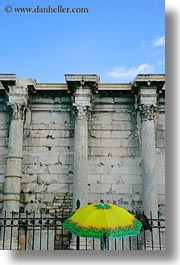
[8, 103, 27, 120]
[138, 104, 157, 121]
[73, 103, 90, 119]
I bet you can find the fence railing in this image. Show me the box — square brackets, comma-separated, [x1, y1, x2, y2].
[0, 210, 165, 250]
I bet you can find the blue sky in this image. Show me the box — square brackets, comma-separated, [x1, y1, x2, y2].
[0, 0, 165, 83]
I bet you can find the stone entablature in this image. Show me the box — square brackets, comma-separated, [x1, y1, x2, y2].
[0, 74, 165, 216]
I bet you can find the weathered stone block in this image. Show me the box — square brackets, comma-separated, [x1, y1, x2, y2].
[121, 165, 141, 175]
[129, 148, 140, 156]
[29, 123, 74, 130]
[31, 111, 51, 124]
[89, 183, 112, 194]
[58, 155, 74, 165]
[22, 165, 49, 174]
[25, 182, 47, 193]
[23, 155, 38, 165]
[90, 131, 111, 138]
[22, 174, 37, 184]
[156, 130, 165, 139]
[122, 175, 142, 185]
[117, 122, 134, 131]
[0, 174, 5, 183]
[48, 165, 69, 174]
[24, 129, 71, 138]
[0, 165, 6, 174]
[0, 183, 3, 192]
[158, 195, 165, 205]
[0, 112, 9, 123]
[111, 147, 130, 157]
[111, 131, 131, 139]
[157, 175, 165, 186]
[156, 156, 165, 166]
[89, 147, 110, 157]
[114, 97, 134, 103]
[37, 174, 71, 184]
[88, 174, 120, 184]
[122, 157, 141, 166]
[0, 130, 8, 138]
[111, 184, 132, 194]
[36, 193, 54, 203]
[157, 184, 165, 195]
[121, 139, 139, 148]
[112, 112, 132, 121]
[36, 155, 59, 165]
[132, 185, 142, 195]
[47, 184, 69, 194]
[31, 111, 70, 125]
[0, 146, 8, 155]
[0, 138, 8, 147]
[91, 113, 113, 125]
[23, 146, 73, 156]
[0, 155, 6, 165]
[156, 139, 165, 148]
[88, 164, 101, 175]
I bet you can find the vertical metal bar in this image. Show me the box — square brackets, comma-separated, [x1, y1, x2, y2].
[158, 212, 161, 250]
[17, 211, 20, 250]
[85, 237, 88, 250]
[2, 211, 6, 250]
[122, 237, 124, 250]
[10, 211, 13, 250]
[107, 236, 109, 250]
[24, 211, 28, 250]
[150, 211, 154, 250]
[143, 229, 146, 250]
[92, 238, 95, 250]
[76, 200, 80, 250]
[68, 232, 71, 250]
[76, 235, 80, 250]
[136, 234, 139, 250]
[61, 209, 64, 249]
[47, 218, 49, 250]
[40, 210, 42, 250]
[32, 211, 35, 250]
[129, 236, 131, 250]
[115, 238, 117, 250]
[54, 211, 57, 250]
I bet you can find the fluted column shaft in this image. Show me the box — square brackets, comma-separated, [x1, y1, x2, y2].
[139, 104, 158, 218]
[3, 87, 28, 214]
[73, 104, 89, 209]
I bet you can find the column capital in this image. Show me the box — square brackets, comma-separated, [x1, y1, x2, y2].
[73, 103, 91, 119]
[138, 104, 157, 121]
[7, 86, 28, 120]
[8, 102, 27, 120]
[1, 77, 36, 120]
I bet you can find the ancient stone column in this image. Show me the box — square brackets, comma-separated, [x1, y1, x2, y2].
[135, 80, 161, 246]
[3, 85, 28, 214]
[138, 103, 158, 218]
[65, 75, 99, 209]
[133, 76, 164, 219]
[73, 103, 89, 208]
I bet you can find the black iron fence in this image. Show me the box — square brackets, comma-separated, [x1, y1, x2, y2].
[0, 211, 165, 250]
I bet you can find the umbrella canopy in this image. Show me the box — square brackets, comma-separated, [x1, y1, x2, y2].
[62, 203, 142, 238]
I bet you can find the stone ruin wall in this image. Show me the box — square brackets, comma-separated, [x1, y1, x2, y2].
[0, 82, 165, 216]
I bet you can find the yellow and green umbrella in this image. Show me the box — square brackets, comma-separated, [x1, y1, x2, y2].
[62, 203, 142, 239]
